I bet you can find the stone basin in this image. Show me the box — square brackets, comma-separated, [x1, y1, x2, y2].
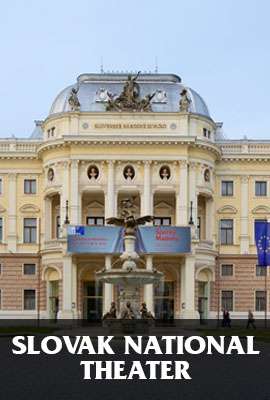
[96, 268, 163, 286]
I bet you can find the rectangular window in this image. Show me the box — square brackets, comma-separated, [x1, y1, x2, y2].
[203, 128, 207, 137]
[154, 217, 171, 226]
[255, 290, 266, 311]
[220, 219, 233, 245]
[0, 218, 2, 242]
[23, 264, 36, 275]
[221, 181, 233, 196]
[23, 289, 36, 310]
[86, 217, 105, 226]
[24, 218, 37, 243]
[24, 179, 36, 194]
[56, 216, 61, 238]
[0, 178, 2, 194]
[221, 290, 233, 311]
[221, 264, 233, 276]
[256, 265, 267, 277]
[255, 181, 267, 196]
[0, 289, 1, 309]
[197, 217, 201, 240]
[0, 264, 2, 274]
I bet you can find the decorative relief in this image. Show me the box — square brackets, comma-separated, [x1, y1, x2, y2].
[152, 90, 167, 103]
[159, 165, 171, 181]
[87, 165, 99, 181]
[95, 88, 112, 103]
[123, 165, 135, 181]
[204, 168, 211, 182]
[47, 168, 54, 182]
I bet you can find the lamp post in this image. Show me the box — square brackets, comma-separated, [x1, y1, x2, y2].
[64, 200, 70, 225]
[189, 201, 194, 225]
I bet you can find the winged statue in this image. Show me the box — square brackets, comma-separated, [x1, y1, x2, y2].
[106, 197, 153, 235]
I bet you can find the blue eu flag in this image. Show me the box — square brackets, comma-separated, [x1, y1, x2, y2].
[255, 221, 270, 266]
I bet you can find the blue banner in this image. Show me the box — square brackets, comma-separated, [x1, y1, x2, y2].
[255, 221, 270, 266]
[67, 226, 124, 254]
[67, 225, 191, 255]
[137, 226, 191, 254]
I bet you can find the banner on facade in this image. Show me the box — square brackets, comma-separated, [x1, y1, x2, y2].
[67, 225, 191, 254]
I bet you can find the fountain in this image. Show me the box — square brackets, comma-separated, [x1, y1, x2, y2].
[96, 198, 163, 330]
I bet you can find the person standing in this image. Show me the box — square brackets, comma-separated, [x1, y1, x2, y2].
[246, 310, 256, 329]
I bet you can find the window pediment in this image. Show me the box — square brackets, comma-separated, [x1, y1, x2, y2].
[19, 204, 40, 213]
[217, 205, 237, 214]
[252, 205, 270, 214]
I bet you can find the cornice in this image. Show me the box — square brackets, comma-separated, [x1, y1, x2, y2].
[36, 135, 221, 158]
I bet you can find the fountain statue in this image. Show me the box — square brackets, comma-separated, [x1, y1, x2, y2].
[96, 197, 163, 322]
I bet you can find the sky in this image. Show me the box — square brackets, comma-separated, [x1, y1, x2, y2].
[0, 0, 269, 140]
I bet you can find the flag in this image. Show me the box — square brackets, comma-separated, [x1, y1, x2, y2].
[255, 221, 270, 266]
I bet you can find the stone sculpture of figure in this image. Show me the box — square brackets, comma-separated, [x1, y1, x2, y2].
[106, 197, 153, 236]
[179, 88, 191, 112]
[121, 71, 140, 103]
[121, 301, 135, 319]
[106, 72, 154, 112]
[68, 87, 80, 111]
[140, 302, 154, 320]
[103, 302, 117, 319]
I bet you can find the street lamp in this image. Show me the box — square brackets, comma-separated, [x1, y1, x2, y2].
[189, 201, 194, 225]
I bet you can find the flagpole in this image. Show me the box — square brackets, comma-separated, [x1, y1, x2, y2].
[265, 267, 267, 328]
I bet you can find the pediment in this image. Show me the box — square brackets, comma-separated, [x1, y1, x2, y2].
[19, 204, 40, 213]
[217, 205, 237, 214]
[154, 201, 173, 211]
[84, 201, 104, 210]
[252, 205, 270, 214]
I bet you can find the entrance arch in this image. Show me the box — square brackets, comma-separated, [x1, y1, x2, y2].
[43, 266, 61, 320]
[79, 266, 103, 320]
[196, 266, 214, 321]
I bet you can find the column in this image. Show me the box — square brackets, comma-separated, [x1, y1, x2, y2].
[60, 162, 69, 226]
[105, 161, 115, 219]
[8, 173, 17, 252]
[103, 256, 113, 313]
[59, 255, 74, 319]
[180, 255, 199, 319]
[189, 162, 198, 237]
[104, 161, 115, 313]
[142, 161, 152, 215]
[205, 198, 214, 242]
[70, 160, 80, 225]
[44, 197, 52, 241]
[240, 176, 249, 254]
[144, 256, 154, 314]
[142, 162, 154, 313]
[71, 261, 80, 318]
[176, 161, 188, 225]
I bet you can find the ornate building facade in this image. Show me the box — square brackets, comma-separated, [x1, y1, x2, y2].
[0, 72, 269, 320]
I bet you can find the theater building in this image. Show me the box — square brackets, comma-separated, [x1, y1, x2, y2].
[0, 72, 269, 320]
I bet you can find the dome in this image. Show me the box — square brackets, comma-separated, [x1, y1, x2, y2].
[49, 73, 211, 118]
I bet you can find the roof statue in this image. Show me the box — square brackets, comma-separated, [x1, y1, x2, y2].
[179, 88, 191, 112]
[106, 71, 156, 112]
[68, 87, 80, 111]
[106, 197, 153, 236]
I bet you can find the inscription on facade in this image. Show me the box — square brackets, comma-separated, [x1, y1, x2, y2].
[94, 123, 167, 129]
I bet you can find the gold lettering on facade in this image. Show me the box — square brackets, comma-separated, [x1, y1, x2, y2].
[94, 123, 167, 129]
